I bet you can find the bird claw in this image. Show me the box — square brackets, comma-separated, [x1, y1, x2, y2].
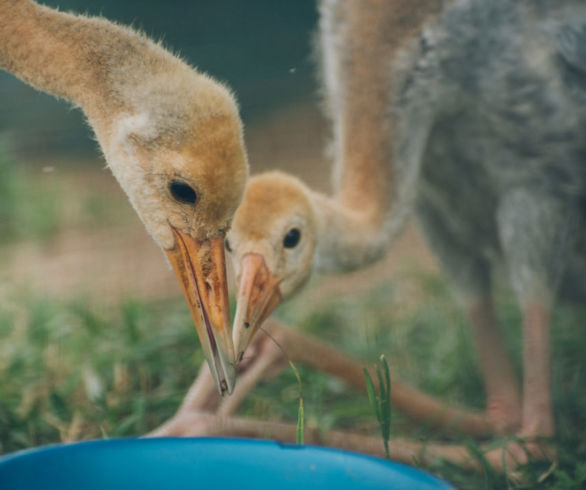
[483, 437, 557, 474]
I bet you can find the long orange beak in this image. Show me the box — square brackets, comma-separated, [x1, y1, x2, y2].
[166, 228, 235, 395]
[232, 253, 282, 363]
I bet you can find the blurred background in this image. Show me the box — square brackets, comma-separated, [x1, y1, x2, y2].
[2, 0, 319, 154]
[1, 2, 584, 488]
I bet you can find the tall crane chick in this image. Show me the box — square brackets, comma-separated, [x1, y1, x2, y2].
[0, 0, 249, 393]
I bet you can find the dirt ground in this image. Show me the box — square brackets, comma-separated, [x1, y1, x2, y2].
[0, 102, 437, 306]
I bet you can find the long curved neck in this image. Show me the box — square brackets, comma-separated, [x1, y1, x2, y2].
[314, 0, 446, 271]
[311, 191, 389, 273]
[321, 0, 396, 224]
[0, 0, 176, 133]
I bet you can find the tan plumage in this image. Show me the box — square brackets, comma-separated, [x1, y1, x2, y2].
[1, 0, 249, 392]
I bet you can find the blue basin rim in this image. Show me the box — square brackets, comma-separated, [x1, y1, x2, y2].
[0, 437, 453, 490]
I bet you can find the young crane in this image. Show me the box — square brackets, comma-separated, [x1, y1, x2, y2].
[156, 0, 586, 469]
[0, 0, 249, 393]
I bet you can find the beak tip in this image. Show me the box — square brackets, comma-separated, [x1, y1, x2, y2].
[210, 346, 237, 396]
[220, 379, 229, 395]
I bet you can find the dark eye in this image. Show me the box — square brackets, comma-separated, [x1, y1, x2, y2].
[283, 228, 301, 248]
[169, 181, 197, 204]
[224, 238, 232, 253]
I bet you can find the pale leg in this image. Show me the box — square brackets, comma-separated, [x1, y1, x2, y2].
[483, 299, 556, 468]
[467, 296, 522, 432]
[491, 189, 578, 464]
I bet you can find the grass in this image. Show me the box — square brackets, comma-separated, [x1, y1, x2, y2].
[364, 355, 391, 459]
[0, 146, 61, 243]
[0, 294, 204, 449]
[0, 146, 136, 245]
[1, 275, 584, 489]
[259, 324, 305, 444]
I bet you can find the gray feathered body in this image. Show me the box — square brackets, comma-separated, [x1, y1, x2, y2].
[392, 0, 586, 303]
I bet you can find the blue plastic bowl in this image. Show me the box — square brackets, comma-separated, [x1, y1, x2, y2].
[0, 438, 452, 489]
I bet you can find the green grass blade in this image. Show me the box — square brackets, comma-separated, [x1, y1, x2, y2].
[375, 363, 388, 435]
[289, 360, 305, 444]
[258, 326, 305, 445]
[363, 367, 381, 424]
[376, 363, 386, 402]
[380, 355, 391, 442]
[380, 354, 391, 402]
[364, 361, 392, 459]
[296, 397, 305, 444]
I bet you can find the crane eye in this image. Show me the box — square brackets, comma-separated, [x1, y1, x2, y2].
[283, 228, 301, 248]
[169, 181, 197, 204]
[224, 238, 232, 253]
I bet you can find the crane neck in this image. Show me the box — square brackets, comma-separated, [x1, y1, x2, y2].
[323, 0, 445, 210]
[0, 0, 178, 137]
[310, 191, 390, 273]
[314, 0, 446, 271]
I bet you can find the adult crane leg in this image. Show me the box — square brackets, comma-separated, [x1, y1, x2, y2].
[466, 295, 523, 432]
[416, 200, 523, 433]
[493, 189, 580, 461]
